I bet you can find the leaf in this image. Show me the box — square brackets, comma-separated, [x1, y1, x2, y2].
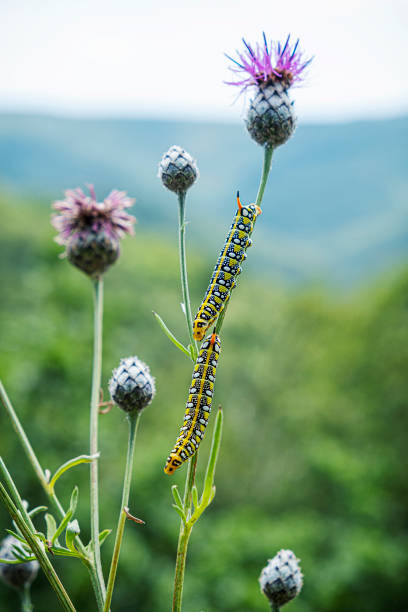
[45, 513, 57, 542]
[5, 529, 26, 544]
[65, 520, 80, 553]
[171, 485, 184, 510]
[28, 505, 48, 519]
[192, 485, 199, 510]
[98, 529, 111, 548]
[202, 407, 223, 505]
[69, 486, 79, 516]
[188, 344, 197, 362]
[153, 311, 191, 359]
[172, 504, 187, 525]
[48, 456, 98, 491]
[51, 509, 73, 545]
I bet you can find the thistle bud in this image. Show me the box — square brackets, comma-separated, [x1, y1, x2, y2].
[0, 536, 39, 591]
[52, 186, 136, 278]
[109, 356, 155, 413]
[158, 145, 199, 194]
[259, 549, 303, 608]
[226, 34, 311, 148]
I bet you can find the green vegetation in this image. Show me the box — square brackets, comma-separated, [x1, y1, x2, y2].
[1, 196, 407, 611]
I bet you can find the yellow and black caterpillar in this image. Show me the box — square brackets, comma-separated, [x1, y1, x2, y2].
[164, 332, 221, 475]
[193, 193, 261, 341]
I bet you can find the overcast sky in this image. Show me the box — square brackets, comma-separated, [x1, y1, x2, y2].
[1, 0, 407, 123]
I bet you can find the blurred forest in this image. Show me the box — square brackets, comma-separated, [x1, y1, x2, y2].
[1, 194, 408, 612]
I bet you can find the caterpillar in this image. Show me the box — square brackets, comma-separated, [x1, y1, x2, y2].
[193, 193, 261, 341]
[164, 331, 221, 475]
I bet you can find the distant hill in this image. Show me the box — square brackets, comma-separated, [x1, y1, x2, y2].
[1, 113, 407, 285]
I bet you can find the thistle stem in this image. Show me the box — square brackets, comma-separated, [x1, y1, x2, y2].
[103, 411, 141, 612]
[0, 483, 76, 612]
[0, 381, 105, 610]
[172, 450, 198, 612]
[90, 277, 106, 600]
[20, 585, 33, 612]
[255, 144, 274, 208]
[177, 191, 198, 359]
[172, 522, 193, 612]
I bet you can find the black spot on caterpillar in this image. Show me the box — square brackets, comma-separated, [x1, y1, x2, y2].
[193, 193, 261, 341]
[164, 331, 221, 475]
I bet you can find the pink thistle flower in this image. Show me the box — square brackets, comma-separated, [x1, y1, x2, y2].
[225, 34, 312, 148]
[51, 185, 136, 278]
[226, 33, 312, 92]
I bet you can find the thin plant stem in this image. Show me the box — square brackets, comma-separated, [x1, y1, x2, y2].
[103, 412, 141, 612]
[215, 144, 274, 337]
[0, 381, 105, 609]
[172, 523, 193, 612]
[177, 191, 198, 358]
[0, 483, 76, 612]
[271, 603, 280, 612]
[20, 585, 33, 612]
[89, 277, 106, 600]
[255, 144, 274, 208]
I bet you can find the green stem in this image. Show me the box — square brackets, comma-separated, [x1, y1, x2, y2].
[103, 412, 141, 612]
[19, 585, 33, 612]
[89, 278, 106, 600]
[0, 371, 105, 607]
[172, 523, 193, 612]
[20, 585, 33, 612]
[271, 603, 280, 612]
[215, 145, 274, 338]
[255, 144, 274, 208]
[177, 191, 198, 359]
[0, 483, 76, 612]
[172, 452, 198, 612]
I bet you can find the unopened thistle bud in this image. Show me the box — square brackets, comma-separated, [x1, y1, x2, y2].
[226, 34, 311, 148]
[109, 356, 155, 413]
[52, 185, 136, 278]
[0, 536, 39, 591]
[259, 549, 303, 608]
[158, 145, 199, 194]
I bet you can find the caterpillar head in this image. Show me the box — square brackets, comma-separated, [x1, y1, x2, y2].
[164, 453, 183, 475]
[193, 319, 207, 342]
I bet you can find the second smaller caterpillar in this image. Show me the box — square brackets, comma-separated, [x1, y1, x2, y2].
[164, 332, 221, 475]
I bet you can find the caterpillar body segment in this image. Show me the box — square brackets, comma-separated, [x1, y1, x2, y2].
[164, 332, 221, 475]
[193, 194, 261, 341]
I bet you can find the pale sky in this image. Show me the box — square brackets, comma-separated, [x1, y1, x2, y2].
[1, 0, 407, 123]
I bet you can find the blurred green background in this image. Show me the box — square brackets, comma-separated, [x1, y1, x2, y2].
[1, 115, 408, 611]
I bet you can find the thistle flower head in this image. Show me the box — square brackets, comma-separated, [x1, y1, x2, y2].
[158, 146, 199, 194]
[51, 186, 136, 277]
[109, 356, 156, 413]
[0, 535, 39, 591]
[259, 549, 303, 608]
[226, 33, 311, 92]
[226, 35, 311, 148]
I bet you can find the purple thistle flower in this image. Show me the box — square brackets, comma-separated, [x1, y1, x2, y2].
[225, 34, 312, 148]
[51, 185, 136, 278]
[226, 33, 311, 92]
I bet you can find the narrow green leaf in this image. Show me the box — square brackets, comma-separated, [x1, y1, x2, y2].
[172, 505, 187, 525]
[45, 513, 57, 542]
[192, 485, 199, 510]
[202, 407, 223, 504]
[98, 529, 111, 548]
[153, 311, 191, 359]
[188, 344, 197, 362]
[49, 455, 98, 491]
[69, 486, 79, 516]
[51, 510, 73, 545]
[28, 505, 48, 519]
[5, 529, 26, 544]
[0, 556, 36, 565]
[65, 520, 80, 553]
[171, 485, 184, 510]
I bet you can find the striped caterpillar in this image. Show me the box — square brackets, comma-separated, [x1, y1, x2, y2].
[193, 193, 261, 341]
[164, 331, 221, 475]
